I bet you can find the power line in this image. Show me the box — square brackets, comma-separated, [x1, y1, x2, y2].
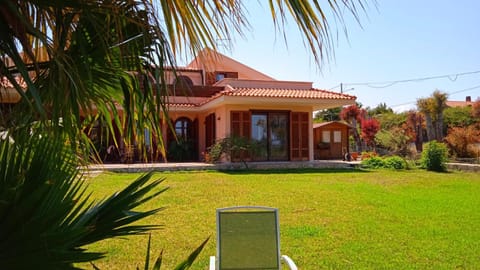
[329, 69, 480, 90]
[390, 84, 480, 109]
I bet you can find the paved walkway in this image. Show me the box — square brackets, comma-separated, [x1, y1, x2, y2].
[83, 160, 480, 175]
[85, 160, 360, 173]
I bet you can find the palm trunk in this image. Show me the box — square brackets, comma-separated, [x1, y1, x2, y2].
[424, 112, 434, 141]
[436, 112, 444, 140]
[351, 118, 362, 152]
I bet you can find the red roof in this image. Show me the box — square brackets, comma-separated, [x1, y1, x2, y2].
[313, 121, 352, 129]
[166, 86, 355, 108]
[445, 100, 473, 108]
[219, 87, 355, 99]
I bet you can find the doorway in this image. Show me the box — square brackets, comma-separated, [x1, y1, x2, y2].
[251, 112, 289, 161]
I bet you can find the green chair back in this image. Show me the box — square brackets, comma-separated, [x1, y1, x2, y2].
[217, 206, 281, 270]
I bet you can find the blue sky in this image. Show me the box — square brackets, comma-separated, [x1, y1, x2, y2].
[183, 1, 480, 111]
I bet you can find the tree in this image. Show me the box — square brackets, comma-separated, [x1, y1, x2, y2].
[367, 102, 393, 116]
[375, 128, 411, 156]
[1, 0, 371, 152]
[417, 97, 435, 141]
[417, 90, 448, 141]
[361, 118, 380, 150]
[377, 111, 407, 131]
[314, 107, 341, 122]
[472, 98, 480, 119]
[444, 106, 475, 128]
[444, 125, 480, 158]
[0, 132, 168, 269]
[340, 104, 366, 152]
[404, 110, 424, 151]
[1, 0, 371, 267]
[431, 90, 448, 140]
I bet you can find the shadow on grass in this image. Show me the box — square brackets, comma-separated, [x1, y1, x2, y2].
[218, 168, 370, 175]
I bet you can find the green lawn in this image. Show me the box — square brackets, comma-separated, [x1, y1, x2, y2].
[83, 169, 480, 269]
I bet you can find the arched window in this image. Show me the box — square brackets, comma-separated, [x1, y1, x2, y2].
[173, 75, 193, 89]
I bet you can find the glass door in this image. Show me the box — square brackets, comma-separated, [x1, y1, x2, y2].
[251, 112, 289, 161]
[269, 113, 289, 160]
[251, 114, 268, 161]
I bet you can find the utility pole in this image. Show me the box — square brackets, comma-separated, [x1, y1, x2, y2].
[340, 83, 343, 93]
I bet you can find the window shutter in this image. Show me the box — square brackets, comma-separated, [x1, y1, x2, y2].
[230, 111, 251, 161]
[231, 111, 250, 138]
[225, 72, 239, 78]
[290, 112, 309, 161]
[205, 113, 216, 149]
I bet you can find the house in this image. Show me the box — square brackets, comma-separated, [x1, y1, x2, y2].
[1, 48, 356, 163]
[313, 121, 351, 160]
[155, 49, 356, 162]
[446, 96, 476, 108]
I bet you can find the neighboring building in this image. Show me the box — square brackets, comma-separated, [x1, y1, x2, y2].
[313, 121, 351, 160]
[446, 96, 476, 108]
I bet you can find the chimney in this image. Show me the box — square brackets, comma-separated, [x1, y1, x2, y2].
[466, 96, 472, 102]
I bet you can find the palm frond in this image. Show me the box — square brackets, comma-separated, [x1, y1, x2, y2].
[0, 131, 167, 269]
[139, 235, 209, 270]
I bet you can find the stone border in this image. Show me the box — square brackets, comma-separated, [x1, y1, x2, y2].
[446, 162, 480, 172]
[83, 160, 360, 174]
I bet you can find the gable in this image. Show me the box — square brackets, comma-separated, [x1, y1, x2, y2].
[186, 48, 275, 81]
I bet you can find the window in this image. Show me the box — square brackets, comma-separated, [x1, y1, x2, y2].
[215, 73, 226, 81]
[169, 117, 198, 162]
[322, 131, 330, 143]
[333, 131, 342, 143]
[175, 117, 191, 140]
[174, 75, 193, 89]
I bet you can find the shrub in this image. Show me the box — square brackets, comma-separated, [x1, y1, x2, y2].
[361, 156, 385, 169]
[375, 128, 411, 156]
[420, 141, 449, 172]
[444, 126, 480, 158]
[205, 136, 254, 165]
[361, 151, 377, 160]
[384, 156, 408, 169]
[205, 140, 225, 163]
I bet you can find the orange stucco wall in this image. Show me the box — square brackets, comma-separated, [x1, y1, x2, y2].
[165, 70, 203, 85]
[165, 103, 314, 162]
[212, 103, 314, 161]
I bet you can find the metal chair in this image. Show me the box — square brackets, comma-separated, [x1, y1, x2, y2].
[209, 206, 298, 270]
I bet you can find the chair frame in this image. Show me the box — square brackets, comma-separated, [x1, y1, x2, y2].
[209, 206, 298, 270]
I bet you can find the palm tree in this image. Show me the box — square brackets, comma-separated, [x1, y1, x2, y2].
[417, 91, 448, 142]
[417, 97, 435, 141]
[431, 90, 448, 140]
[0, 131, 169, 269]
[0, 0, 372, 268]
[1, 0, 371, 159]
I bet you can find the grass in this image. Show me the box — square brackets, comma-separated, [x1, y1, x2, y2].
[83, 169, 480, 269]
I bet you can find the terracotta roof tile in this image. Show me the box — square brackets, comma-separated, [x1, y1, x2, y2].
[446, 101, 473, 107]
[164, 86, 356, 108]
[215, 86, 355, 100]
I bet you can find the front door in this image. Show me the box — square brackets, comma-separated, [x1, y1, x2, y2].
[330, 130, 343, 158]
[167, 117, 198, 162]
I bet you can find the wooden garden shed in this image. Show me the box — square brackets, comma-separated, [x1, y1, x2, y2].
[313, 121, 351, 160]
